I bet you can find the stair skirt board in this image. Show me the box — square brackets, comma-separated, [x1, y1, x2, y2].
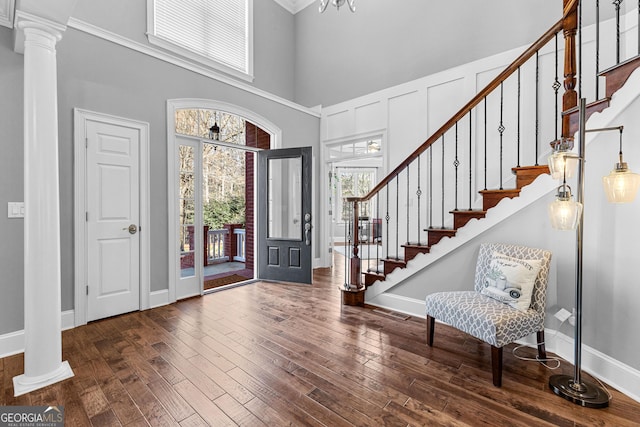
[364, 173, 557, 299]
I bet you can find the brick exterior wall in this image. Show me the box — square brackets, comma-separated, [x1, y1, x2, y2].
[245, 122, 271, 273]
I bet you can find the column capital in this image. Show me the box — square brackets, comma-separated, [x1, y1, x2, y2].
[13, 10, 65, 54]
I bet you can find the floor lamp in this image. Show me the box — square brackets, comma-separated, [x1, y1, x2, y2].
[546, 98, 640, 408]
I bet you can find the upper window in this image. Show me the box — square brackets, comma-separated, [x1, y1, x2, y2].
[175, 108, 246, 145]
[147, 0, 253, 81]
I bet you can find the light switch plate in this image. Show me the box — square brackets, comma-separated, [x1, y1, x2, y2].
[7, 202, 25, 218]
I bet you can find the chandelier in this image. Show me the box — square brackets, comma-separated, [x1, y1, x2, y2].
[319, 0, 355, 13]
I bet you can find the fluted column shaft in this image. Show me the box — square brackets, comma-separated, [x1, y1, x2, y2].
[13, 17, 74, 396]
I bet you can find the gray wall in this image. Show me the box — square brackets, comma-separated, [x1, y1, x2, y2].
[293, 0, 611, 107]
[0, 1, 316, 335]
[0, 27, 25, 335]
[72, 0, 296, 101]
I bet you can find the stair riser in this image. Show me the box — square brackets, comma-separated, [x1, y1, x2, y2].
[363, 272, 385, 286]
[404, 247, 430, 262]
[452, 211, 486, 230]
[481, 191, 520, 211]
[513, 166, 550, 189]
[383, 260, 406, 275]
[427, 230, 457, 246]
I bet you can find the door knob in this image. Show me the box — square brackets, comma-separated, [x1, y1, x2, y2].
[304, 222, 311, 245]
[123, 224, 137, 234]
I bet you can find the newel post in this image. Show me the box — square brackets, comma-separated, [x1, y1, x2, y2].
[349, 199, 361, 287]
[341, 198, 365, 306]
[562, 0, 579, 138]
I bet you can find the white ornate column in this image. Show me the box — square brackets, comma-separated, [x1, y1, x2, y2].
[13, 12, 74, 396]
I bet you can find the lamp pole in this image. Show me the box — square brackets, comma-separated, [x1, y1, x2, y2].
[549, 98, 609, 408]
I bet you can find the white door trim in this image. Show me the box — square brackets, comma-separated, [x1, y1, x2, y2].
[73, 108, 151, 326]
[166, 99, 281, 303]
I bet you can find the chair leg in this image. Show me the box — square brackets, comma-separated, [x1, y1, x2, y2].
[537, 330, 547, 360]
[426, 315, 435, 346]
[491, 346, 503, 387]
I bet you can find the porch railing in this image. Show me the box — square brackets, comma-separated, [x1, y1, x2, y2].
[234, 228, 246, 262]
[207, 228, 229, 263]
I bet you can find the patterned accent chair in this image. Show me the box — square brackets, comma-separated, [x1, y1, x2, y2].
[425, 243, 552, 387]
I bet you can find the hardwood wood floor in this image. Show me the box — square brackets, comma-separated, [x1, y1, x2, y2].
[2, 259, 640, 426]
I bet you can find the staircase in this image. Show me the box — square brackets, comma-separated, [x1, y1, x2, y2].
[341, 0, 640, 302]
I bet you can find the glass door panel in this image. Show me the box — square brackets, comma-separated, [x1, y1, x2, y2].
[179, 146, 196, 278]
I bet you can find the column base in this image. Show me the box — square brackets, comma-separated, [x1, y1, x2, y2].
[13, 360, 74, 397]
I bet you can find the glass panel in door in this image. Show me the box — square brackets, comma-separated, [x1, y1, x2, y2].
[179, 145, 196, 278]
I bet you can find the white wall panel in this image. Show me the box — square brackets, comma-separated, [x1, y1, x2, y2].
[426, 78, 466, 135]
[388, 90, 426, 170]
[354, 101, 383, 134]
[325, 109, 352, 141]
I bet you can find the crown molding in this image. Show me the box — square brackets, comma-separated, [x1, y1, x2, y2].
[273, 0, 315, 14]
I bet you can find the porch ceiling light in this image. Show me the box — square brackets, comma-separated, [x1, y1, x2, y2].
[209, 120, 220, 141]
[319, 0, 355, 13]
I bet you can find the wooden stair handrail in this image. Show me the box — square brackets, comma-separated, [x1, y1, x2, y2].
[349, 0, 578, 204]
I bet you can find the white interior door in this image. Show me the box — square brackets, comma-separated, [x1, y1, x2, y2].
[86, 120, 140, 321]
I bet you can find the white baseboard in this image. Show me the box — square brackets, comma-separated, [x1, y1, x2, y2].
[149, 289, 170, 308]
[365, 292, 426, 318]
[546, 330, 640, 403]
[0, 310, 76, 358]
[0, 330, 25, 358]
[0, 298, 172, 359]
[61, 310, 75, 331]
[367, 293, 640, 403]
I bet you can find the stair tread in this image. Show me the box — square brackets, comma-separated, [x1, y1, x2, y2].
[425, 227, 457, 232]
[383, 257, 406, 263]
[479, 188, 521, 194]
[364, 269, 385, 274]
[512, 165, 550, 172]
[402, 243, 430, 247]
[450, 209, 487, 214]
[562, 97, 611, 115]
[598, 54, 640, 75]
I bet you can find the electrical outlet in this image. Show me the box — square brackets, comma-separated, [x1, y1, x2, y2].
[554, 308, 572, 322]
[7, 202, 25, 218]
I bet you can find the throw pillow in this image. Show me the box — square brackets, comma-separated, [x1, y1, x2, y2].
[480, 251, 542, 311]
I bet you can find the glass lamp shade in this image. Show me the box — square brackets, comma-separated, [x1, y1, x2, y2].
[602, 166, 640, 203]
[548, 151, 579, 180]
[548, 192, 583, 230]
